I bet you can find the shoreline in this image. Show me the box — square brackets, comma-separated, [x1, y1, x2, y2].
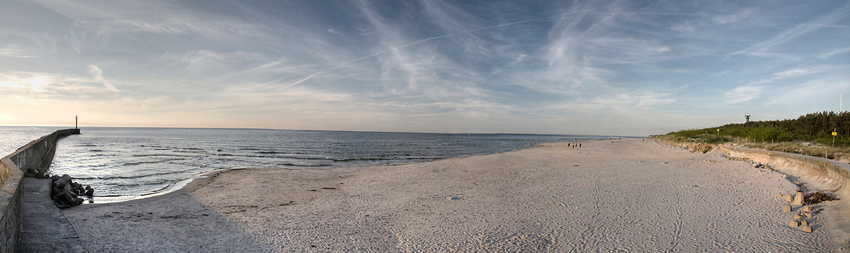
[47, 127, 601, 202]
[81, 139, 585, 204]
[63, 139, 842, 251]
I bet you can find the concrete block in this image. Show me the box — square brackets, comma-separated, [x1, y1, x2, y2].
[801, 220, 808, 226]
[801, 225, 812, 233]
[784, 194, 793, 202]
[792, 192, 804, 206]
[793, 213, 802, 220]
[803, 206, 812, 212]
[782, 205, 792, 213]
[804, 213, 813, 218]
[789, 220, 799, 227]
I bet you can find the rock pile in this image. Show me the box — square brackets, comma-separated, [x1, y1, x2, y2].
[51, 174, 94, 209]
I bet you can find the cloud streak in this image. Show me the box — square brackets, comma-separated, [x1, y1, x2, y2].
[728, 3, 849, 57]
[725, 85, 766, 104]
[87, 65, 118, 93]
[0, 0, 847, 135]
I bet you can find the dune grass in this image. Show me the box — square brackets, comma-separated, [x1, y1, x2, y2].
[656, 111, 850, 162]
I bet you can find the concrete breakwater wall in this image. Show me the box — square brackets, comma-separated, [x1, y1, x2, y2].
[721, 145, 850, 246]
[0, 129, 80, 252]
[722, 146, 850, 199]
[658, 139, 850, 197]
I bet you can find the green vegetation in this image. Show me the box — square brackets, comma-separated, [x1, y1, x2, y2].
[666, 111, 850, 145]
[658, 111, 850, 161]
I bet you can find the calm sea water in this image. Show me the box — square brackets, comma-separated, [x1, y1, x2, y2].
[1, 127, 611, 202]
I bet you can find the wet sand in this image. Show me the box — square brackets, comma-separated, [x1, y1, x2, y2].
[62, 139, 838, 252]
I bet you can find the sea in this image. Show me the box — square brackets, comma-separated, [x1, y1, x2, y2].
[0, 126, 614, 202]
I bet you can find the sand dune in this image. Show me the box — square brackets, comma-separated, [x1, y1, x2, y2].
[63, 139, 840, 252]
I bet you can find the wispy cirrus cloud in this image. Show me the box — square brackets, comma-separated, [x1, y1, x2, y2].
[767, 77, 848, 105]
[0, 69, 120, 98]
[1, 0, 847, 135]
[713, 10, 750, 25]
[550, 91, 676, 114]
[87, 65, 118, 93]
[728, 3, 849, 57]
[749, 66, 833, 85]
[0, 45, 33, 58]
[31, 0, 269, 39]
[725, 85, 766, 104]
[817, 47, 850, 59]
[773, 66, 833, 78]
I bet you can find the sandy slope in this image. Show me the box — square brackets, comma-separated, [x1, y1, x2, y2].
[63, 139, 837, 252]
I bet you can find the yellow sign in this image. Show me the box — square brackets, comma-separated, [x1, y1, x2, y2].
[833, 132, 839, 136]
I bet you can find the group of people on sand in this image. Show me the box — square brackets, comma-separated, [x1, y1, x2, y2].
[568, 142, 581, 148]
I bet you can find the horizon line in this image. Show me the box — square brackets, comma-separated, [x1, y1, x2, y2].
[0, 125, 645, 137]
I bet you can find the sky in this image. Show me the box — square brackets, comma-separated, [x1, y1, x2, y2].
[0, 0, 848, 136]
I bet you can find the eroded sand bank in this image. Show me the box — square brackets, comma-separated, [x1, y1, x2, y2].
[63, 139, 839, 252]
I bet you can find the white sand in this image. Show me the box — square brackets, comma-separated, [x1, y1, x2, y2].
[63, 139, 837, 252]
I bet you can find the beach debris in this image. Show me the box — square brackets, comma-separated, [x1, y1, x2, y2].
[801, 225, 813, 233]
[223, 204, 258, 214]
[748, 162, 772, 170]
[789, 220, 799, 227]
[782, 205, 792, 213]
[804, 191, 839, 205]
[320, 187, 337, 190]
[50, 174, 93, 209]
[792, 191, 804, 206]
[446, 196, 464, 201]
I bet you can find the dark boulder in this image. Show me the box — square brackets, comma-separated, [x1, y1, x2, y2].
[84, 185, 94, 197]
[50, 174, 93, 209]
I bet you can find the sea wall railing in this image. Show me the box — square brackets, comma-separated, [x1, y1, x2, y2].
[0, 129, 79, 252]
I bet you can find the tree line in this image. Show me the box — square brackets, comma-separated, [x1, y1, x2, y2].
[668, 111, 850, 146]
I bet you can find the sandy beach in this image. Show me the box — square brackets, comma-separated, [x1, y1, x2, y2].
[62, 139, 839, 252]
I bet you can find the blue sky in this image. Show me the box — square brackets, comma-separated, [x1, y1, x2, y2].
[1, 0, 848, 136]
